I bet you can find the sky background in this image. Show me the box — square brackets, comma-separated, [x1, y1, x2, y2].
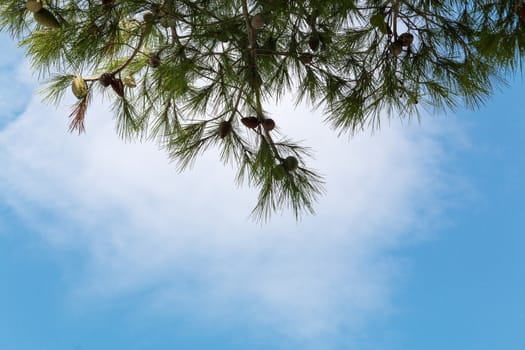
[0, 30, 524, 350]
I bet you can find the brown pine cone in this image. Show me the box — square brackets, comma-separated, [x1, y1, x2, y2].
[218, 121, 232, 138]
[241, 116, 260, 129]
[262, 119, 275, 131]
[110, 78, 124, 97]
[99, 73, 113, 87]
[398, 32, 414, 46]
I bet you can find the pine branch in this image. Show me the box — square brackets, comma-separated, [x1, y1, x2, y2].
[1, 0, 522, 220]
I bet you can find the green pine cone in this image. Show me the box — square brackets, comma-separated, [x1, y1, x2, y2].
[26, 0, 43, 13]
[71, 76, 88, 99]
[273, 164, 287, 180]
[370, 13, 384, 28]
[123, 75, 137, 88]
[34, 8, 60, 29]
[283, 156, 299, 172]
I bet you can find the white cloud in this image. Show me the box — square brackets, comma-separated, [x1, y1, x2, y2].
[0, 58, 458, 346]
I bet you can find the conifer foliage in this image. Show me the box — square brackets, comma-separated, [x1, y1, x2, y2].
[1, 1, 524, 220]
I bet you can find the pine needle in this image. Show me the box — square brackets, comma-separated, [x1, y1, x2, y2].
[68, 95, 89, 134]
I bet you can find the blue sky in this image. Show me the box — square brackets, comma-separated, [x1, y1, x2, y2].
[1, 31, 524, 350]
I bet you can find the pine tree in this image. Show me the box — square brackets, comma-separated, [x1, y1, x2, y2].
[1, 1, 524, 220]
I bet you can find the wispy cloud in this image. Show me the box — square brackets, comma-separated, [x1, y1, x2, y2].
[0, 57, 457, 347]
[0, 38, 34, 126]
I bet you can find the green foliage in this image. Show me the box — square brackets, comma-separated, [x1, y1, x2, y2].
[1, 0, 524, 220]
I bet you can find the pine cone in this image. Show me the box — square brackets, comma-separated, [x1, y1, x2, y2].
[99, 73, 113, 87]
[71, 76, 88, 99]
[123, 75, 137, 88]
[148, 54, 161, 68]
[283, 156, 299, 171]
[218, 120, 232, 138]
[390, 41, 403, 56]
[398, 33, 414, 46]
[241, 116, 260, 129]
[34, 8, 60, 29]
[110, 78, 125, 97]
[143, 11, 156, 24]
[26, 0, 42, 13]
[273, 164, 286, 181]
[262, 119, 275, 131]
